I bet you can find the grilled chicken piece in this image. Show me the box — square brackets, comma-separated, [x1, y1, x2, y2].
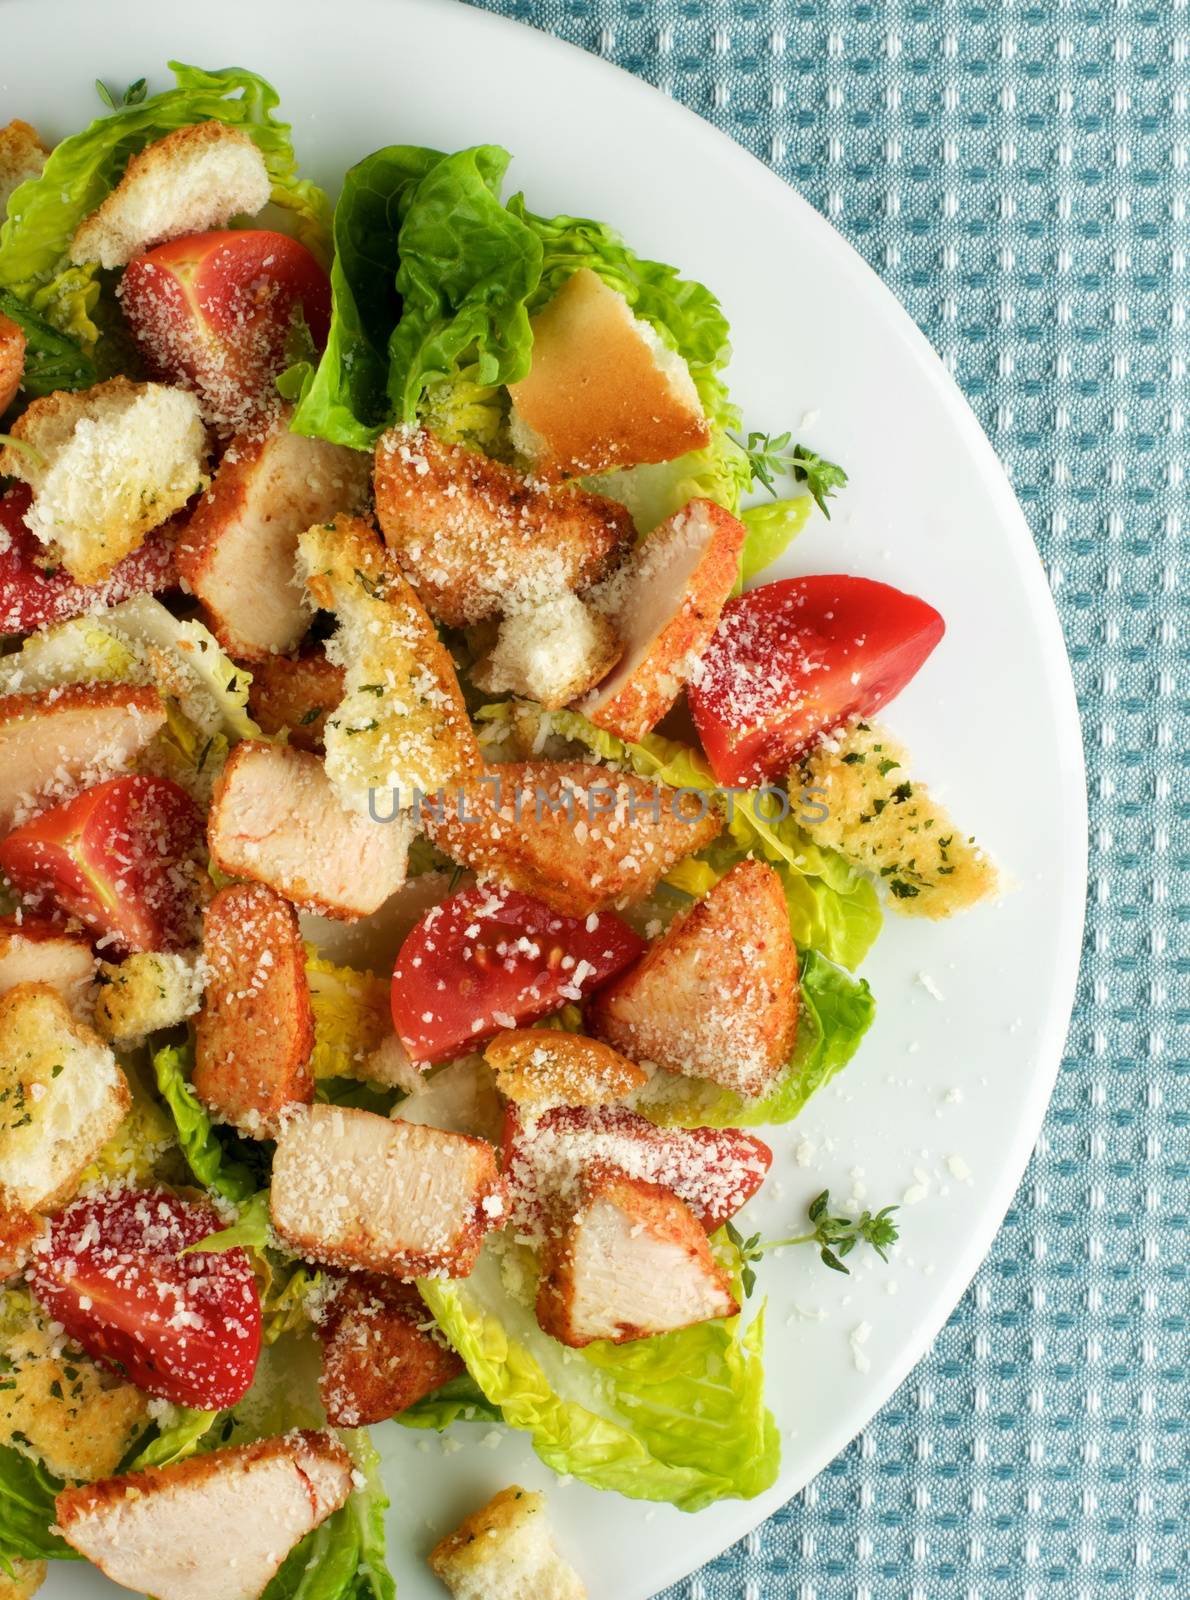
[508, 266, 710, 478]
[207, 739, 413, 919]
[245, 646, 345, 751]
[193, 883, 314, 1138]
[0, 681, 165, 831]
[317, 1275, 463, 1426]
[536, 1168, 738, 1348]
[179, 411, 369, 660]
[372, 426, 632, 627]
[55, 1431, 353, 1600]
[270, 1104, 503, 1277]
[591, 859, 798, 1098]
[424, 759, 721, 918]
[0, 918, 94, 1012]
[577, 498, 745, 742]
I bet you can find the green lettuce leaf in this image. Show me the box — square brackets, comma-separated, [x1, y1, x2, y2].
[393, 1372, 503, 1431]
[0, 1443, 77, 1565]
[419, 1244, 777, 1512]
[0, 63, 329, 356]
[284, 144, 442, 449]
[184, 1189, 272, 1253]
[127, 1408, 221, 1471]
[151, 1042, 261, 1204]
[0, 288, 95, 405]
[736, 496, 814, 590]
[263, 1430, 394, 1600]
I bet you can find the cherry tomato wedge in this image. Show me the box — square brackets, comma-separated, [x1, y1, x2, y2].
[689, 574, 945, 786]
[0, 484, 179, 634]
[120, 229, 330, 428]
[0, 775, 203, 954]
[30, 1188, 261, 1409]
[503, 1103, 773, 1234]
[391, 886, 644, 1065]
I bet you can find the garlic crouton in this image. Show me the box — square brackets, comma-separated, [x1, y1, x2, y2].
[578, 498, 745, 742]
[0, 1313, 150, 1481]
[179, 411, 369, 661]
[591, 859, 798, 1099]
[0, 919, 95, 1013]
[69, 123, 270, 271]
[509, 267, 709, 478]
[0, 1208, 43, 1279]
[208, 739, 414, 918]
[298, 515, 481, 814]
[472, 593, 622, 710]
[798, 721, 1000, 917]
[484, 1030, 646, 1110]
[0, 984, 129, 1215]
[246, 646, 344, 751]
[0, 379, 209, 584]
[0, 120, 47, 219]
[93, 951, 203, 1045]
[424, 760, 721, 918]
[0, 312, 24, 415]
[193, 883, 314, 1138]
[429, 1486, 587, 1600]
[372, 427, 632, 627]
[317, 1275, 463, 1426]
[0, 1555, 44, 1600]
[56, 1431, 353, 1600]
[270, 1104, 502, 1277]
[536, 1170, 738, 1348]
[0, 681, 166, 831]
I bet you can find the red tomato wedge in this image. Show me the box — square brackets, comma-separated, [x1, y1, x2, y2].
[0, 484, 179, 634]
[689, 575, 945, 786]
[30, 1188, 260, 1409]
[391, 886, 644, 1065]
[0, 775, 203, 954]
[119, 228, 330, 429]
[503, 1104, 773, 1234]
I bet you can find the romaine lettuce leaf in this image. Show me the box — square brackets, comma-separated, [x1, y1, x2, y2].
[736, 495, 814, 590]
[0, 1443, 77, 1564]
[127, 1408, 221, 1471]
[0, 63, 329, 356]
[0, 288, 95, 403]
[392, 1371, 503, 1431]
[151, 1042, 262, 1204]
[419, 1243, 778, 1512]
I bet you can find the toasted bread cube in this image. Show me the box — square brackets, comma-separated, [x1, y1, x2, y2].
[424, 760, 721, 918]
[179, 411, 369, 661]
[0, 919, 95, 1013]
[0, 680, 166, 831]
[0, 1206, 43, 1279]
[509, 268, 709, 479]
[0, 1555, 44, 1600]
[0, 312, 24, 414]
[270, 1104, 502, 1277]
[56, 1431, 352, 1600]
[591, 859, 798, 1099]
[0, 120, 47, 218]
[69, 123, 270, 270]
[536, 1169, 737, 1349]
[93, 951, 203, 1046]
[298, 515, 481, 814]
[246, 645, 345, 751]
[0, 379, 209, 583]
[208, 739, 414, 918]
[484, 1030, 646, 1110]
[0, 1313, 150, 1481]
[316, 1275, 463, 1426]
[472, 594, 622, 710]
[0, 984, 129, 1214]
[372, 427, 632, 628]
[798, 720, 1000, 917]
[429, 1485, 587, 1600]
[193, 883, 314, 1138]
[577, 498, 745, 742]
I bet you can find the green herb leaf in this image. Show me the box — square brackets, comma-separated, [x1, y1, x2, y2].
[733, 431, 849, 519]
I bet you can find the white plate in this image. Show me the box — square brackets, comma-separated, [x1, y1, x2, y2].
[5, 1, 1086, 1595]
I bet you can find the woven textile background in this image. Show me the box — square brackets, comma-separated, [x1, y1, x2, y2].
[462, 3, 1187, 1596]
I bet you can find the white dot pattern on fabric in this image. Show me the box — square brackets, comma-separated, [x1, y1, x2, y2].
[466, 2, 1186, 1596]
